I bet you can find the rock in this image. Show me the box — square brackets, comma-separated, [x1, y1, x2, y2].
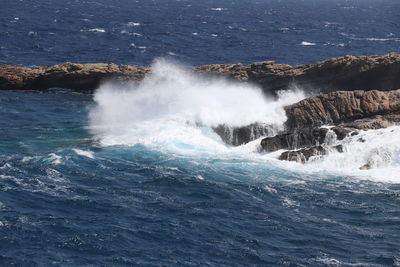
[284, 89, 400, 130]
[278, 144, 343, 163]
[1, 53, 400, 93]
[260, 127, 329, 151]
[359, 164, 372, 170]
[213, 123, 274, 146]
[0, 63, 150, 91]
[194, 63, 249, 81]
[196, 53, 400, 95]
[332, 127, 357, 140]
[262, 89, 400, 163]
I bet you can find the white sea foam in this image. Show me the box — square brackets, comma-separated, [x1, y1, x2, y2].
[127, 22, 141, 27]
[48, 153, 62, 165]
[89, 59, 304, 151]
[73, 149, 95, 159]
[81, 28, 106, 33]
[89, 59, 400, 182]
[258, 126, 400, 183]
[301, 41, 316, 46]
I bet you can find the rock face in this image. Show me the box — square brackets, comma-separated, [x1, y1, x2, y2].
[1, 53, 400, 93]
[260, 89, 400, 163]
[0, 63, 150, 91]
[284, 90, 400, 129]
[195, 53, 400, 95]
[213, 123, 275, 146]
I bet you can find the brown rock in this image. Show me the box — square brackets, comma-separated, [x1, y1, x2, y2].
[1, 53, 400, 93]
[0, 63, 150, 91]
[284, 89, 400, 130]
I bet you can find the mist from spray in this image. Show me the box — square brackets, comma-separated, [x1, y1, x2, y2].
[88, 59, 400, 182]
[89, 59, 305, 149]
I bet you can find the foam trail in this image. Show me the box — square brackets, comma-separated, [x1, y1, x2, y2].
[89, 59, 304, 151]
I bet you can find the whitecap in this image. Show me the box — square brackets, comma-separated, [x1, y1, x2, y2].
[81, 28, 106, 33]
[211, 8, 226, 11]
[48, 153, 62, 165]
[300, 41, 316, 46]
[73, 149, 95, 159]
[127, 22, 141, 27]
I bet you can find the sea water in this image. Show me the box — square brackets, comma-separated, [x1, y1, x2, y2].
[1, 0, 400, 265]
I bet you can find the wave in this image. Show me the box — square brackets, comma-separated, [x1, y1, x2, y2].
[89, 59, 304, 151]
[300, 41, 316, 46]
[80, 28, 106, 33]
[88, 59, 400, 182]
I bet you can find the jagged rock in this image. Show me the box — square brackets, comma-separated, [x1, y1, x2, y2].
[332, 127, 357, 140]
[1, 54, 400, 93]
[196, 53, 400, 95]
[262, 89, 400, 163]
[278, 145, 343, 163]
[194, 63, 249, 81]
[284, 89, 400, 130]
[0, 63, 150, 91]
[260, 127, 329, 151]
[213, 123, 273, 146]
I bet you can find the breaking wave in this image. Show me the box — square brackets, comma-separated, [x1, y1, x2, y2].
[89, 59, 304, 150]
[89, 59, 400, 182]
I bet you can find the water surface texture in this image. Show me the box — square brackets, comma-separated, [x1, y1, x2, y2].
[1, 0, 399, 66]
[1, 0, 400, 266]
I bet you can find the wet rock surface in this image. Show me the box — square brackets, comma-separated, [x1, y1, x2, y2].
[261, 89, 400, 163]
[213, 123, 274, 146]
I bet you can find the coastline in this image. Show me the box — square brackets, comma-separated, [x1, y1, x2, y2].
[1, 53, 399, 94]
[1, 53, 400, 166]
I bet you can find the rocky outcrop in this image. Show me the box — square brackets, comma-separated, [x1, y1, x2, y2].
[195, 53, 400, 95]
[284, 89, 400, 129]
[278, 145, 343, 163]
[0, 63, 150, 91]
[1, 53, 400, 93]
[260, 89, 400, 163]
[213, 123, 275, 146]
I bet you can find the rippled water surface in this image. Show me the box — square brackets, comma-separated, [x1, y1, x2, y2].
[1, 0, 399, 66]
[1, 0, 400, 266]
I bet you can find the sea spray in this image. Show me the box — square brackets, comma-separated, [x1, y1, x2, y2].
[89, 59, 305, 149]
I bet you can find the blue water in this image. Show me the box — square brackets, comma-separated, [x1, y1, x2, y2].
[1, 0, 400, 266]
[1, 0, 399, 66]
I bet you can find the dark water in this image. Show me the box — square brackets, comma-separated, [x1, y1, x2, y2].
[1, 0, 399, 67]
[1, 0, 400, 266]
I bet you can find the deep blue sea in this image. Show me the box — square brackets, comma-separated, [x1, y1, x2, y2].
[1, 0, 400, 266]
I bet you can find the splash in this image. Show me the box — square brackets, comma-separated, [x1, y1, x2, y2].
[88, 59, 400, 182]
[89, 59, 304, 150]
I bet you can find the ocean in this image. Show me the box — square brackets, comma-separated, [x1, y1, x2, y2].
[1, 0, 400, 266]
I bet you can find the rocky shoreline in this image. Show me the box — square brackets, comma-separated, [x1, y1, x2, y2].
[260, 89, 400, 166]
[1, 53, 399, 94]
[1, 54, 400, 166]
